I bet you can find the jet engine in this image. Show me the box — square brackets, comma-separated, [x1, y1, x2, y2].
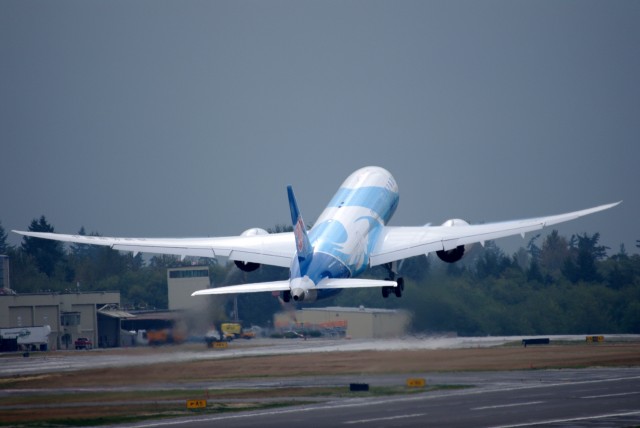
[291, 288, 317, 302]
[436, 219, 471, 263]
[234, 260, 260, 272]
[233, 227, 269, 272]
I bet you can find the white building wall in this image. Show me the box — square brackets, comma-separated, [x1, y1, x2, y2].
[167, 267, 210, 311]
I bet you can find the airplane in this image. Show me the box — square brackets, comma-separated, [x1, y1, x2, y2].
[13, 166, 620, 303]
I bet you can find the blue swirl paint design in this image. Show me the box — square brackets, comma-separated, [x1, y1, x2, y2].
[328, 186, 399, 223]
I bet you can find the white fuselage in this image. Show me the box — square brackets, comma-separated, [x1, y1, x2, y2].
[289, 167, 399, 300]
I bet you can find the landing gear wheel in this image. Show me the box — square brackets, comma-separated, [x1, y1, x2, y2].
[393, 277, 405, 297]
[283, 290, 291, 303]
[394, 284, 403, 298]
[382, 286, 390, 298]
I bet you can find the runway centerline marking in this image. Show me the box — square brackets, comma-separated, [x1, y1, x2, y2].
[344, 413, 426, 424]
[487, 410, 640, 428]
[472, 401, 543, 411]
[582, 391, 640, 399]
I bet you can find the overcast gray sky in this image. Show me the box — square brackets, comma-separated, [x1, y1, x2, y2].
[1, 1, 638, 255]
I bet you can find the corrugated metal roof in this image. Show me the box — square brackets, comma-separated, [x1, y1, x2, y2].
[126, 310, 184, 321]
[97, 309, 136, 319]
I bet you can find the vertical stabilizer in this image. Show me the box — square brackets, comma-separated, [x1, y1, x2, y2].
[287, 186, 313, 272]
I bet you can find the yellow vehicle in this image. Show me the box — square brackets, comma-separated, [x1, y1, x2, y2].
[221, 323, 255, 341]
[146, 328, 185, 345]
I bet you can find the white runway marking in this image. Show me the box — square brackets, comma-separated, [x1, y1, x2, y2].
[472, 401, 543, 411]
[582, 391, 640, 399]
[488, 410, 640, 428]
[344, 413, 427, 424]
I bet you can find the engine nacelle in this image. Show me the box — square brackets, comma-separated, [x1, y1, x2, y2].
[291, 288, 318, 302]
[234, 260, 260, 272]
[240, 227, 269, 237]
[436, 219, 471, 263]
[436, 245, 466, 263]
[291, 288, 305, 301]
[234, 228, 270, 272]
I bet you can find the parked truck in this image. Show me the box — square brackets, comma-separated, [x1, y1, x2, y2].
[74, 337, 93, 350]
[0, 325, 51, 351]
[221, 323, 257, 341]
[146, 328, 186, 345]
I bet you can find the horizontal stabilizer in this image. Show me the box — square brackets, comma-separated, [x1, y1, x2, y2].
[191, 277, 397, 297]
[191, 281, 291, 296]
[316, 278, 397, 289]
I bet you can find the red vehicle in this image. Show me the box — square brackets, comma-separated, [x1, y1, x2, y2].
[74, 337, 93, 350]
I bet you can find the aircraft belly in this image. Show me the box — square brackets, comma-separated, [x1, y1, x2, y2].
[305, 252, 351, 283]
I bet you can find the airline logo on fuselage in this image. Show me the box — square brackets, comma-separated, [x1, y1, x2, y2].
[294, 217, 305, 252]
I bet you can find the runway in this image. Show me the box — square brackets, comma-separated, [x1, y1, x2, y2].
[2, 336, 640, 427]
[113, 368, 640, 428]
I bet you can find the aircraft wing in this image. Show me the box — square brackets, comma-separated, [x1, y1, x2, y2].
[12, 230, 296, 268]
[369, 201, 621, 267]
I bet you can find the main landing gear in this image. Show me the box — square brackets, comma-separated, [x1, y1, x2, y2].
[381, 261, 404, 298]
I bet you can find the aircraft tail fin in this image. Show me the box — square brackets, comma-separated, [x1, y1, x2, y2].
[287, 185, 313, 267]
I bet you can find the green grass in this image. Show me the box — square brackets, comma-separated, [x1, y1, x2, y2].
[0, 384, 473, 426]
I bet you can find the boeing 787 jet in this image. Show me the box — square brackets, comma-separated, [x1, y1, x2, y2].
[14, 166, 619, 302]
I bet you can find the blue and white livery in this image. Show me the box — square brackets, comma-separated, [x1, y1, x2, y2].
[13, 166, 620, 302]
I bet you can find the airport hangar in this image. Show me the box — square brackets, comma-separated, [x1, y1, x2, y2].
[1, 258, 409, 349]
[0, 261, 210, 350]
[274, 306, 410, 339]
[0, 258, 210, 350]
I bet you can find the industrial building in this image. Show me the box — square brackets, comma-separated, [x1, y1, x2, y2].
[274, 306, 411, 339]
[167, 266, 210, 311]
[0, 291, 125, 350]
[0, 260, 210, 351]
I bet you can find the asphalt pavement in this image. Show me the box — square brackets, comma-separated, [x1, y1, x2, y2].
[111, 368, 640, 428]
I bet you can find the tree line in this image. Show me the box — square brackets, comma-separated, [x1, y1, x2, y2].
[1, 217, 639, 335]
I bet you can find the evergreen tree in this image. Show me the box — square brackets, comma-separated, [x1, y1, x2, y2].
[540, 230, 570, 275]
[21, 216, 65, 277]
[563, 233, 607, 283]
[70, 226, 91, 259]
[526, 234, 541, 261]
[526, 259, 544, 283]
[475, 241, 509, 279]
[0, 221, 11, 254]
